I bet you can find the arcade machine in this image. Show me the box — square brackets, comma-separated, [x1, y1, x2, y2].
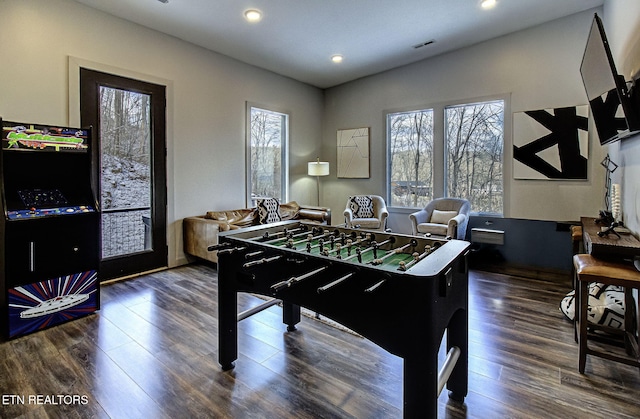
[0, 119, 100, 340]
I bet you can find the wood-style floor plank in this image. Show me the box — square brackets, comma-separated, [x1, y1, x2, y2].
[1, 263, 640, 418]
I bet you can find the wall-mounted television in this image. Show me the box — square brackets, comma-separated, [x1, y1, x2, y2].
[580, 13, 640, 145]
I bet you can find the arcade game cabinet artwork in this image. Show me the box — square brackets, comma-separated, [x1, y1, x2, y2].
[0, 119, 100, 339]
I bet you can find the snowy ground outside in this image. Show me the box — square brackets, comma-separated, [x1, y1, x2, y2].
[101, 154, 151, 258]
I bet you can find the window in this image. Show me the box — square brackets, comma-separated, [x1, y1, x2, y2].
[445, 100, 504, 214]
[387, 98, 504, 214]
[98, 86, 152, 258]
[247, 106, 289, 206]
[387, 109, 434, 208]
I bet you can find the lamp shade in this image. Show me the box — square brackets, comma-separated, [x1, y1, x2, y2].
[308, 161, 329, 176]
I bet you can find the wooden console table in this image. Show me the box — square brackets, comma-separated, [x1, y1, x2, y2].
[576, 217, 640, 373]
[581, 217, 640, 261]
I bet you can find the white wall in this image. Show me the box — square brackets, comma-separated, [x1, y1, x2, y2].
[2, 0, 637, 272]
[603, 0, 640, 235]
[322, 8, 608, 232]
[0, 0, 324, 267]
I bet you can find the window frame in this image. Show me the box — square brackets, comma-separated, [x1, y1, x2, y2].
[245, 103, 290, 207]
[385, 94, 509, 216]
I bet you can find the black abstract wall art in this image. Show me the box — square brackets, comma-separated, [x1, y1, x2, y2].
[513, 105, 589, 180]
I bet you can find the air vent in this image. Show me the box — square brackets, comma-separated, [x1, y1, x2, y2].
[413, 40, 435, 49]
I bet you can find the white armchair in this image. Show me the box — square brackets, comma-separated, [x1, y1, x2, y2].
[343, 195, 389, 231]
[409, 198, 471, 240]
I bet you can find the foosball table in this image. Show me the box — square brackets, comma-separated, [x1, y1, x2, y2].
[214, 221, 471, 418]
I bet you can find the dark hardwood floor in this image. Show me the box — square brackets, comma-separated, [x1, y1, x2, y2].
[1, 263, 639, 418]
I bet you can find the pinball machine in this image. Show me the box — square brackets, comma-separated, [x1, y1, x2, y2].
[214, 221, 471, 418]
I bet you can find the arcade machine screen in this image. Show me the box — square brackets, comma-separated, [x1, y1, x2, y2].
[1, 123, 96, 219]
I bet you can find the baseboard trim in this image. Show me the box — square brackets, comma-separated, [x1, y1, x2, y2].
[100, 266, 169, 284]
[471, 262, 571, 283]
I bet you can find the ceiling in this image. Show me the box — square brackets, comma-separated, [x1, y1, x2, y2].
[72, 0, 604, 89]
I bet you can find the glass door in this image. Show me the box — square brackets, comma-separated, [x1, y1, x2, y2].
[80, 69, 167, 280]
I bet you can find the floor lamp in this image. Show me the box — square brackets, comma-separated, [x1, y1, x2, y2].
[308, 158, 329, 206]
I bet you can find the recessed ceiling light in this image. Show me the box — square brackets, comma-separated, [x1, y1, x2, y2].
[331, 55, 344, 63]
[244, 9, 262, 22]
[480, 0, 497, 9]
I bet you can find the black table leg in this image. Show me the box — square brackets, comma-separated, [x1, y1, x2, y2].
[403, 350, 438, 418]
[446, 308, 468, 401]
[218, 261, 238, 370]
[283, 301, 301, 331]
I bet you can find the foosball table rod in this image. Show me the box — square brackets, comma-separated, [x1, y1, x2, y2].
[207, 242, 232, 252]
[248, 226, 307, 241]
[437, 346, 461, 397]
[370, 242, 413, 265]
[243, 255, 282, 269]
[262, 227, 315, 245]
[271, 266, 329, 292]
[237, 298, 282, 321]
[399, 245, 434, 271]
[317, 272, 355, 293]
[364, 277, 388, 293]
[217, 246, 247, 256]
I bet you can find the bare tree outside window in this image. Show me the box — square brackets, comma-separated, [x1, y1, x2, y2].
[100, 87, 151, 210]
[445, 101, 504, 214]
[387, 99, 504, 214]
[99, 86, 152, 258]
[387, 110, 434, 208]
[249, 107, 288, 206]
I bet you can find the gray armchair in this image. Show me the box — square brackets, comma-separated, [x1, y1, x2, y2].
[344, 195, 389, 231]
[409, 198, 470, 240]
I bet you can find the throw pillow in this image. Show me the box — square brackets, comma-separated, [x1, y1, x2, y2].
[257, 198, 282, 224]
[349, 196, 374, 219]
[430, 209, 458, 225]
[559, 283, 626, 328]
